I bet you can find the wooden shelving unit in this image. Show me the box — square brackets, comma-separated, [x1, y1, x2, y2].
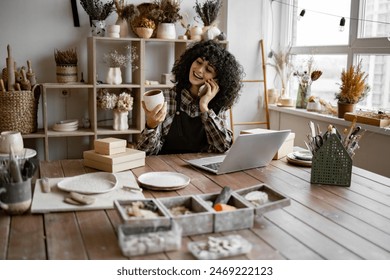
[37, 37, 224, 160]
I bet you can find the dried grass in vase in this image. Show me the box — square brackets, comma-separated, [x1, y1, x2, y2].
[194, 0, 222, 26]
[54, 48, 78, 66]
[335, 60, 370, 104]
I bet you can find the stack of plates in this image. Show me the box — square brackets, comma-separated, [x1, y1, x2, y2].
[53, 119, 79, 132]
[286, 150, 312, 167]
[137, 172, 190, 191]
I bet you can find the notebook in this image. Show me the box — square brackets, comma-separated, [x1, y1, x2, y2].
[186, 130, 291, 174]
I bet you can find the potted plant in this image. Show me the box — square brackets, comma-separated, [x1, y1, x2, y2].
[194, 0, 223, 40]
[268, 45, 294, 103]
[80, 0, 115, 36]
[114, 0, 139, 37]
[54, 48, 78, 83]
[103, 45, 139, 85]
[335, 60, 370, 118]
[97, 88, 134, 130]
[293, 57, 322, 108]
[151, 0, 182, 39]
[135, 17, 156, 38]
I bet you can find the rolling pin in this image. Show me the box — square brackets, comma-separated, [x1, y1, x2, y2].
[6, 44, 15, 91]
[26, 60, 37, 85]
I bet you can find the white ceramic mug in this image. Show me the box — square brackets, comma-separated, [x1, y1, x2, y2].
[0, 131, 24, 154]
[143, 89, 164, 111]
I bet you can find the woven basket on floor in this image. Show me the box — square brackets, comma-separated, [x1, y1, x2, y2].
[0, 85, 40, 134]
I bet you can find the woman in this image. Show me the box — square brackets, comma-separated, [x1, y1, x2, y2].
[136, 40, 245, 155]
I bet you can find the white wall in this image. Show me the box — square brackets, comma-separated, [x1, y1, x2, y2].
[0, 0, 230, 159]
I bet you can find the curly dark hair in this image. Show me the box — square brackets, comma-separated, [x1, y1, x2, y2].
[171, 40, 245, 113]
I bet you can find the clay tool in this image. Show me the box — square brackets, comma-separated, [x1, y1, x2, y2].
[6, 45, 15, 91]
[213, 186, 232, 206]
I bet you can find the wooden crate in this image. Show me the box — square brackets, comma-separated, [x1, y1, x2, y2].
[344, 112, 390, 127]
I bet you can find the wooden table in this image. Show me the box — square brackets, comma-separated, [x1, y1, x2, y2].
[1, 154, 390, 260]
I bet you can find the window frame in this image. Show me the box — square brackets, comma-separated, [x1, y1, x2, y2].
[284, 0, 390, 109]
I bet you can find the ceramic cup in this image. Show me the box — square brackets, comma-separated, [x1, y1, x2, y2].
[143, 89, 164, 111]
[0, 131, 24, 154]
[0, 178, 32, 215]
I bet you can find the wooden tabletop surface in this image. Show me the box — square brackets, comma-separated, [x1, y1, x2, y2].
[1, 154, 390, 260]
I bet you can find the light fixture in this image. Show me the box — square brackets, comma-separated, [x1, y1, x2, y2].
[298, 9, 306, 20]
[339, 17, 346, 32]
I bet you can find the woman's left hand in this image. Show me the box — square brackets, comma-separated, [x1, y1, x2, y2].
[199, 79, 219, 112]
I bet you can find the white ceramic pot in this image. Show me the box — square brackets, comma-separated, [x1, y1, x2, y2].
[156, 23, 176, 39]
[0, 131, 24, 154]
[113, 110, 129, 130]
[106, 67, 122, 85]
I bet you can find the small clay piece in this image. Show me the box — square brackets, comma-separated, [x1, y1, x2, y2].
[41, 177, 51, 193]
[126, 201, 159, 218]
[244, 191, 269, 206]
[70, 192, 96, 205]
[169, 205, 193, 216]
[64, 197, 83, 205]
[213, 186, 232, 206]
[213, 203, 237, 212]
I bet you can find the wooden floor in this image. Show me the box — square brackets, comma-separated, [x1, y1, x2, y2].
[1, 153, 390, 260]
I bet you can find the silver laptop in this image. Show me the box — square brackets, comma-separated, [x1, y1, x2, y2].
[186, 130, 291, 174]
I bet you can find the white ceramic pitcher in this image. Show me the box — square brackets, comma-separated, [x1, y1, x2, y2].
[0, 131, 24, 154]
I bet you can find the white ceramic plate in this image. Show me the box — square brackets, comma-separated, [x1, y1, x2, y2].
[56, 119, 79, 126]
[0, 148, 37, 159]
[57, 172, 118, 194]
[137, 172, 190, 191]
[286, 153, 312, 167]
[293, 150, 312, 161]
[52, 124, 79, 132]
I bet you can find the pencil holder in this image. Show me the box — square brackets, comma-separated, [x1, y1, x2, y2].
[310, 133, 352, 187]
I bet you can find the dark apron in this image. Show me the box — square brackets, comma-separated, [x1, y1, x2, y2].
[159, 93, 208, 154]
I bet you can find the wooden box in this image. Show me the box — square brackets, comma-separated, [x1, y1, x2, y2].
[234, 184, 291, 216]
[83, 148, 145, 172]
[344, 112, 390, 127]
[197, 192, 254, 232]
[114, 199, 171, 228]
[94, 137, 127, 155]
[158, 195, 213, 236]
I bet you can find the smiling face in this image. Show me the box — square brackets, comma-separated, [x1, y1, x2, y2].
[189, 57, 217, 87]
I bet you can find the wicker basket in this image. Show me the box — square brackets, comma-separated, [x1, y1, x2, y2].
[310, 133, 352, 187]
[56, 65, 78, 83]
[0, 85, 40, 134]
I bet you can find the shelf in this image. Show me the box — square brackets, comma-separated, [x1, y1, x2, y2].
[39, 37, 225, 160]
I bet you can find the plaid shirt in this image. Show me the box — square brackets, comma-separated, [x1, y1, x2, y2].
[136, 88, 233, 155]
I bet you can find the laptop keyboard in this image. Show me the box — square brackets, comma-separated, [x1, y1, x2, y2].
[202, 162, 222, 171]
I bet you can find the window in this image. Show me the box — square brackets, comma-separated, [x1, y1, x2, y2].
[286, 0, 390, 110]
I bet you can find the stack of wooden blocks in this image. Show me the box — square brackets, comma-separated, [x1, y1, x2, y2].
[83, 137, 146, 172]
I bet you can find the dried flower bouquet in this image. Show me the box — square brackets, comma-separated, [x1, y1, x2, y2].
[103, 45, 138, 68]
[80, 0, 115, 20]
[335, 60, 370, 104]
[194, 0, 222, 26]
[97, 89, 133, 112]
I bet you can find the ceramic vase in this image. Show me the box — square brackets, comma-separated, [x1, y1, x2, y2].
[156, 23, 176, 39]
[91, 20, 106, 37]
[202, 25, 221, 40]
[113, 110, 129, 130]
[296, 84, 311, 109]
[106, 67, 122, 85]
[116, 18, 129, 38]
[337, 101, 355, 118]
